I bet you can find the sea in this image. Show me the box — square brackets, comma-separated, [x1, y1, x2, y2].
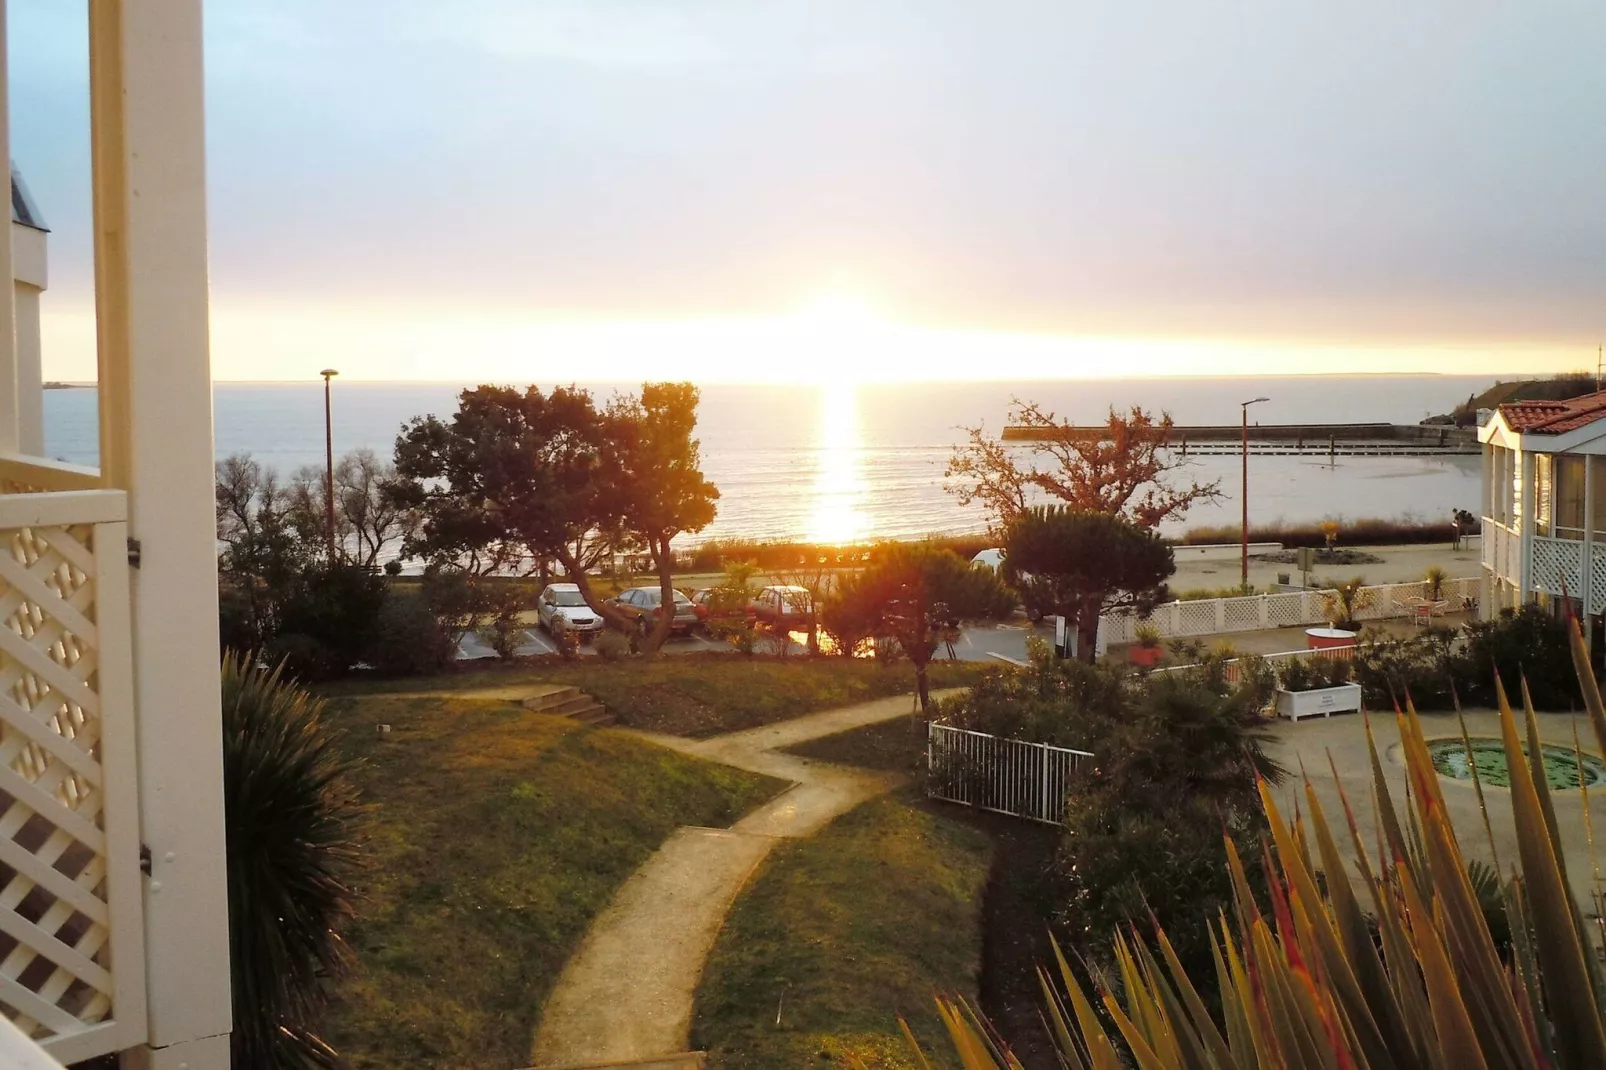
[41, 375, 1492, 546]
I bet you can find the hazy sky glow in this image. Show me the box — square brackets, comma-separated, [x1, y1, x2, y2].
[11, 2, 1604, 381]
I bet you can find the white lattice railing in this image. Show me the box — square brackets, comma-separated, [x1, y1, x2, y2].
[0, 489, 145, 1062]
[1528, 534, 1585, 599]
[0, 456, 101, 498]
[1100, 577, 1481, 644]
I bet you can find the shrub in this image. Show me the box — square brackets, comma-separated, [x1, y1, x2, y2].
[221, 653, 359, 1070]
[276, 562, 390, 678]
[595, 628, 631, 661]
[1133, 622, 1161, 648]
[1276, 654, 1353, 693]
[937, 651, 1281, 982]
[479, 586, 529, 660]
[1351, 627, 1458, 709]
[1454, 604, 1577, 709]
[365, 593, 457, 676]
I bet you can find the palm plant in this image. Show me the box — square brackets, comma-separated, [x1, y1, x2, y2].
[1424, 563, 1449, 601]
[889, 614, 1606, 1069]
[221, 652, 361, 1069]
[1321, 574, 1374, 630]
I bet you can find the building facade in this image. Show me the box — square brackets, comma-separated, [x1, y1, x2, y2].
[1480, 391, 1606, 639]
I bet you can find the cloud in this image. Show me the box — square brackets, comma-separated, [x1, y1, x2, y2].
[11, 0, 1606, 382]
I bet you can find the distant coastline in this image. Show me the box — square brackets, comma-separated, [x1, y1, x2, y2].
[42, 381, 91, 390]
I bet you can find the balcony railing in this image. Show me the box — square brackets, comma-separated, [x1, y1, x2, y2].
[0, 487, 146, 1062]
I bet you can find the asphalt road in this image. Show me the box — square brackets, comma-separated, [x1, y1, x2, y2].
[456, 619, 1049, 665]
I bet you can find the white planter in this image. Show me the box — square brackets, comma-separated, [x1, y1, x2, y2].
[1275, 683, 1362, 721]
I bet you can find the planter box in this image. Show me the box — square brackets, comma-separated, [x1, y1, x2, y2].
[1276, 683, 1362, 721]
[1128, 645, 1163, 667]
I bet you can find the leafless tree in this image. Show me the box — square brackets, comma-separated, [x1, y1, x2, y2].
[946, 400, 1220, 534]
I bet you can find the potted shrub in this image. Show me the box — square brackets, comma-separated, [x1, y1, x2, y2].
[1129, 622, 1163, 667]
[1274, 655, 1362, 720]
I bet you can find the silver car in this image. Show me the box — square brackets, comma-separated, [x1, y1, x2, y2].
[609, 586, 700, 637]
[536, 583, 605, 639]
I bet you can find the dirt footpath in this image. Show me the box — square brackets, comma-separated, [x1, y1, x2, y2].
[526, 690, 961, 1069]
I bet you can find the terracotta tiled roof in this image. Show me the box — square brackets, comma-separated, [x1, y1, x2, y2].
[1501, 391, 1606, 434]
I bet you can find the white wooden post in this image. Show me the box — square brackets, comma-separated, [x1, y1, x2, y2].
[1588, 457, 1598, 651]
[1519, 450, 1534, 605]
[0, 0, 17, 455]
[90, 1, 233, 1066]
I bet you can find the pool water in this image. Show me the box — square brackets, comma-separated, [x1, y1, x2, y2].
[1428, 737, 1606, 790]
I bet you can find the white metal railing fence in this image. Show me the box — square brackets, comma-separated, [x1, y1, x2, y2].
[0, 490, 146, 1061]
[927, 723, 1092, 825]
[1100, 576, 1480, 644]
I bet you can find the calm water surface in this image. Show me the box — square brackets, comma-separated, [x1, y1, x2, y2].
[43, 375, 1489, 544]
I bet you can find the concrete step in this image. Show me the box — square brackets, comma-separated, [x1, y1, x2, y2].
[573, 706, 616, 727]
[545, 694, 606, 718]
[522, 686, 582, 713]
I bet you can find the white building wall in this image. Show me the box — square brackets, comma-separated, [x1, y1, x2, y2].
[13, 218, 46, 455]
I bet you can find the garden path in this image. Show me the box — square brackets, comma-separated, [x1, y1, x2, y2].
[525, 688, 964, 1069]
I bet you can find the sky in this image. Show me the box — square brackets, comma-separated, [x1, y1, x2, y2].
[10, 1, 1605, 382]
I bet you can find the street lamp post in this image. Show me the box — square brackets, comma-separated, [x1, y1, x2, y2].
[321, 369, 339, 561]
[1240, 396, 1270, 589]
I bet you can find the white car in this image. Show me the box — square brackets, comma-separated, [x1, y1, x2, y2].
[536, 583, 605, 639]
[971, 548, 1006, 572]
[971, 547, 1043, 621]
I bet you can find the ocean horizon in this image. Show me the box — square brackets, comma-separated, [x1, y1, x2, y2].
[43, 374, 1492, 546]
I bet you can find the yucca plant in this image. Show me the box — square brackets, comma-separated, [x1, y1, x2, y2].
[890, 614, 1606, 1069]
[221, 652, 361, 1069]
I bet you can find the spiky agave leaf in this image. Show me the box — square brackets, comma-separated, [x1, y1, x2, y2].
[909, 651, 1606, 1070]
[221, 652, 362, 1070]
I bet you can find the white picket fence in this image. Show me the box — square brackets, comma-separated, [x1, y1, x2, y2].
[927, 723, 1093, 824]
[1099, 576, 1480, 644]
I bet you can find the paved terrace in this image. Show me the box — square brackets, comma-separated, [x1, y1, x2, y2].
[1268, 708, 1606, 912]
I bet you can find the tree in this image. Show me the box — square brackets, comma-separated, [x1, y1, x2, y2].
[946, 400, 1219, 534]
[1002, 506, 1174, 662]
[216, 453, 319, 651]
[607, 383, 719, 653]
[335, 448, 417, 568]
[391, 385, 632, 627]
[823, 544, 1014, 713]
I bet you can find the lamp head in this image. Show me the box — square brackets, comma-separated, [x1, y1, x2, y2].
[1242, 396, 1270, 407]
[320, 368, 339, 379]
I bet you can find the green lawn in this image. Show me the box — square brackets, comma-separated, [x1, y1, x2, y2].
[322, 654, 991, 737]
[319, 692, 784, 1069]
[691, 795, 994, 1069]
[785, 717, 929, 775]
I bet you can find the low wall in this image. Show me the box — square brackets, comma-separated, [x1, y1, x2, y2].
[1101, 576, 1480, 644]
[1172, 542, 1282, 562]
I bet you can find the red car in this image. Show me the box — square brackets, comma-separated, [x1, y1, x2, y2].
[689, 587, 755, 627]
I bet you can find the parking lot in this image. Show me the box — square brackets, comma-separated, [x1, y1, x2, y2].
[456, 618, 1048, 665]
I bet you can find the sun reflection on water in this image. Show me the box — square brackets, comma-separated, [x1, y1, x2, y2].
[807, 381, 867, 544]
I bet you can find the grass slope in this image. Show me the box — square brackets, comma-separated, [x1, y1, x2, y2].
[323, 654, 990, 737]
[692, 796, 993, 1069]
[321, 693, 783, 1069]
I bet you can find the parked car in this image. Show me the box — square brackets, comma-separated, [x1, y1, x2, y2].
[971, 548, 1006, 572]
[536, 583, 605, 640]
[970, 548, 1043, 621]
[749, 585, 814, 627]
[689, 587, 755, 626]
[609, 585, 701, 637]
